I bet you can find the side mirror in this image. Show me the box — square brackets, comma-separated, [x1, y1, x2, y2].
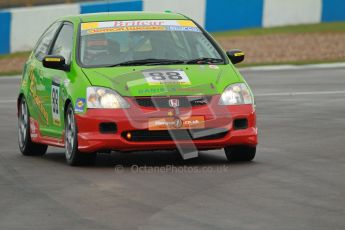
[42, 55, 69, 71]
[226, 50, 245, 65]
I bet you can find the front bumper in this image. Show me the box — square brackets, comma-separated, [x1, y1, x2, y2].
[75, 96, 258, 153]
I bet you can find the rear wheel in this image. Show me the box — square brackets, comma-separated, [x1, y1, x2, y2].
[18, 97, 48, 156]
[64, 104, 96, 166]
[224, 146, 256, 162]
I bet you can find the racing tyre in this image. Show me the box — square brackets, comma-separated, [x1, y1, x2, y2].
[18, 97, 48, 156]
[64, 104, 96, 166]
[224, 146, 256, 162]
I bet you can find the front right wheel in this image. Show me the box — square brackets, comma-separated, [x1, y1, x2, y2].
[64, 103, 96, 166]
[224, 146, 256, 162]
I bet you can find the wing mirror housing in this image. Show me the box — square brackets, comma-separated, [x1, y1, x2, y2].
[43, 55, 69, 71]
[226, 50, 245, 65]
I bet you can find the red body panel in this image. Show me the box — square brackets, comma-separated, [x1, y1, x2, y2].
[29, 96, 258, 153]
[74, 96, 258, 153]
[30, 118, 65, 148]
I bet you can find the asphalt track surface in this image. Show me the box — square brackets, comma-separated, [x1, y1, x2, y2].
[0, 67, 344, 230]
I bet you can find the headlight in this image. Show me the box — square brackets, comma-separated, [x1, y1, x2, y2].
[219, 83, 253, 105]
[87, 87, 130, 109]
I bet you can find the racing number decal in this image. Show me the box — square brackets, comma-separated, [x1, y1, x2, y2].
[143, 70, 191, 85]
[51, 82, 60, 125]
[149, 72, 182, 81]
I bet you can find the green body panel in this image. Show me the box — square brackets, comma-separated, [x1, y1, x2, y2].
[81, 65, 242, 97]
[62, 11, 188, 23]
[18, 12, 251, 139]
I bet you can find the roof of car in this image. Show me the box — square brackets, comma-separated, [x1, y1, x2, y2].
[62, 11, 189, 23]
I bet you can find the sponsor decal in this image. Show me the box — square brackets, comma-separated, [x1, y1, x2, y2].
[168, 26, 200, 32]
[82, 20, 166, 30]
[234, 52, 244, 57]
[88, 26, 166, 34]
[81, 20, 200, 35]
[174, 118, 183, 128]
[209, 65, 219, 70]
[139, 87, 167, 94]
[82, 20, 197, 30]
[29, 69, 49, 125]
[21, 79, 27, 87]
[75, 98, 86, 113]
[30, 118, 38, 139]
[148, 116, 205, 130]
[45, 57, 61, 62]
[137, 86, 205, 94]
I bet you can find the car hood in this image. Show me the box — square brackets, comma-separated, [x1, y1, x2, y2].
[81, 65, 241, 97]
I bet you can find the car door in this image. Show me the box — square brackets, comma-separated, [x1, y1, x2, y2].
[40, 22, 74, 138]
[25, 22, 62, 136]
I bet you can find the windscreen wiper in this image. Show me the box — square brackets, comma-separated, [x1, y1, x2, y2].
[107, 59, 185, 67]
[185, 57, 224, 64]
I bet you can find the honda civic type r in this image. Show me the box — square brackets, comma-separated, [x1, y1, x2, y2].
[17, 12, 258, 166]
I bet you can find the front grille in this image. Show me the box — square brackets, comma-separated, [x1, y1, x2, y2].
[122, 128, 228, 142]
[135, 96, 212, 108]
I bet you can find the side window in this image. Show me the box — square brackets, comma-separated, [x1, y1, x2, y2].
[50, 23, 74, 64]
[34, 22, 61, 61]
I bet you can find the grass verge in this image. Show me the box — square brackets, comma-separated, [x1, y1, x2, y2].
[0, 71, 23, 77]
[0, 51, 30, 76]
[0, 51, 30, 60]
[212, 22, 345, 37]
[237, 59, 345, 68]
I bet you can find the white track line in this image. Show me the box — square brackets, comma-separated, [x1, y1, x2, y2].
[0, 76, 21, 79]
[0, 100, 16, 104]
[240, 63, 345, 71]
[256, 91, 345, 97]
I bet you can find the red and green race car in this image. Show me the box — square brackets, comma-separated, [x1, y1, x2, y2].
[17, 12, 258, 166]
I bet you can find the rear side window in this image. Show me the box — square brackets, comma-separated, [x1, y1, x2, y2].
[50, 23, 74, 64]
[34, 22, 61, 61]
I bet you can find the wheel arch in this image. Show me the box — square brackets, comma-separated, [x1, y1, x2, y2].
[64, 98, 72, 118]
[17, 93, 25, 117]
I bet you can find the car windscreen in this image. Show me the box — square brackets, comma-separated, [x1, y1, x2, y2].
[79, 20, 223, 67]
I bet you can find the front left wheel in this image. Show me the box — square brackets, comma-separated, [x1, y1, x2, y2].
[18, 97, 48, 156]
[64, 103, 97, 166]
